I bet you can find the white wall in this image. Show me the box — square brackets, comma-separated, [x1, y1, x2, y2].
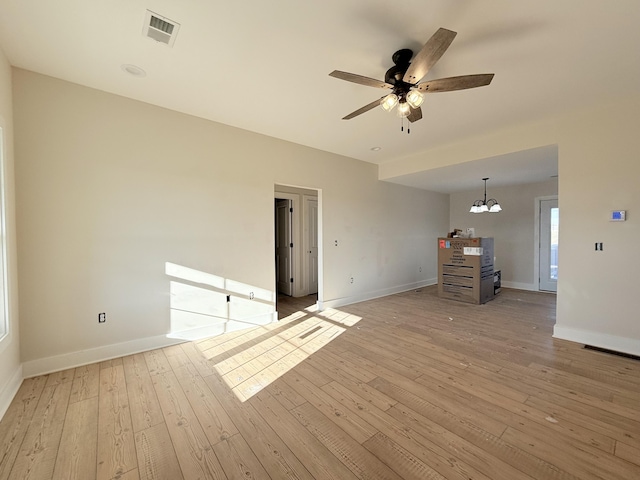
[0, 48, 21, 418]
[13, 69, 449, 375]
[381, 95, 640, 356]
[450, 178, 558, 290]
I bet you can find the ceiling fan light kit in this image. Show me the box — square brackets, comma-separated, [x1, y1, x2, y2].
[406, 90, 424, 108]
[397, 101, 411, 118]
[470, 178, 502, 213]
[381, 94, 399, 111]
[329, 27, 494, 131]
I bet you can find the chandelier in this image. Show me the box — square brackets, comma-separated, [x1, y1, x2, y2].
[470, 178, 502, 213]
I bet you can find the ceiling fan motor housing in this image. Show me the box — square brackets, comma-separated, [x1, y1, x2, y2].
[385, 49, 415, 97]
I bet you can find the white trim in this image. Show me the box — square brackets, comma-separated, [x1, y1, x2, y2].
[0, 364, 22, 421]
[274, 192, 300, 296]
[553, 325, 640, 357]
[22, 334, 185, 378]
[534, 195, 558, 291]
[0, 124, 8, 345]
[167, 312, 278, 341]
[501, 281, 537, 291]
[321, 278, 437, 310]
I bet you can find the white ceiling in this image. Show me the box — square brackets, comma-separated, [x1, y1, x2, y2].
[0, 1, 638, 192]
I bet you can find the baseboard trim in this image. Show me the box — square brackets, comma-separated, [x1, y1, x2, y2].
[0, 364, 23, 421]
[501, 281, 537, 291]
[553, 325, 640, 357]
[22, 334, 186, 378]
[321, 278, 437, 310]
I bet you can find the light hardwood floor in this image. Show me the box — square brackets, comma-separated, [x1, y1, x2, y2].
[1, 286, 639, 479]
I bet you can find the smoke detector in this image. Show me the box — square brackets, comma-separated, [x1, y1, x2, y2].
[143, 10, 180, 47]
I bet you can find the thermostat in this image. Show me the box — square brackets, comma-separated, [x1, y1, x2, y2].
[610, 210, 626, 222]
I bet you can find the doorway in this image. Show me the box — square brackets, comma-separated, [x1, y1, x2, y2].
[538, 197, 559, 292]
[275, 198, 293, 296]
[274, 187, 320, 304]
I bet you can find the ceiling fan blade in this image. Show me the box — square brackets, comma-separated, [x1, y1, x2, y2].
[342, 98, 384, 120]
[407, 106, 423, 123]
[416, 74, 495, 92]
[329, 70, 393, 89]
[403, 28, 457, 84]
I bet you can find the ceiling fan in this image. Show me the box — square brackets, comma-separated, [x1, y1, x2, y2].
[329, 27, 494, 125]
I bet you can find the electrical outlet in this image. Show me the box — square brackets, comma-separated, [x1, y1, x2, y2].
[249, 292, 254, 300]
[350, 277, 354, 284]
[98, 313, 106, 323]
[419, 267, 422, 272]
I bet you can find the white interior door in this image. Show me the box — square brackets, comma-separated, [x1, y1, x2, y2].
[539, 198, 559, 292]
[306, 197, 318, 295]
[275, 199, 293, 296]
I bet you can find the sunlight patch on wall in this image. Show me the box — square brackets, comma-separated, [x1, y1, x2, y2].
[165, 262, 276, 341]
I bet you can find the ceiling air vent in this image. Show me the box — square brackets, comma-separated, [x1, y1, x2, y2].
[143, 10, 180, 47]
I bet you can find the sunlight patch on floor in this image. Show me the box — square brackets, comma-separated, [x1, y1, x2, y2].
[201, 310, 359, 402]
[316, 307, 362, 326]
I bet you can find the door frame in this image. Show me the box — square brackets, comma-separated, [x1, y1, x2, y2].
[534, 195, 558, 292]
[303, 194, 319, 295]
[275, 198, 293, 296]
[274, 186, 323, 306]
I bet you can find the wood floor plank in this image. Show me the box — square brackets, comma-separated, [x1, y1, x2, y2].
[171, 361, 239, 446]
[122, 354, 164, 433]
[135, 422, 183, 480]
[291, 401, 403, 480]
[367, 366, 508, 438]
[205, 372, 315, 480]
[69, 363, 100, 404]
[254, 389, 360, 480]
[0, 376, 47, 480]
[615, 441, 640, 467]
[501, 426, 640, 480]
[362, 432, 446, 480]
[100, 358, 124, 370]
[97, 365, 137, 480]
[151, 370, 227, 480]
[52, 396, 99, 480]
[212, 433, 271, 480]
[143, 350, 172, 376]
[45, 368, 75, 388]
[320, 380, 504, 480]
[282, 368, 377, 444]
[8, 381, 72, 480]
[117, 469, 141, 480]
[180, 342, 218, 377]
[263, 378, 307, 411]
[413, 370, 616, 453]
[525, 393, 640, 450]
[372, 377, 580, 480]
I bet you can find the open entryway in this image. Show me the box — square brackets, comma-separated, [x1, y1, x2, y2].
[538, 196, 559, 292]
[274, 185, 321, 318]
